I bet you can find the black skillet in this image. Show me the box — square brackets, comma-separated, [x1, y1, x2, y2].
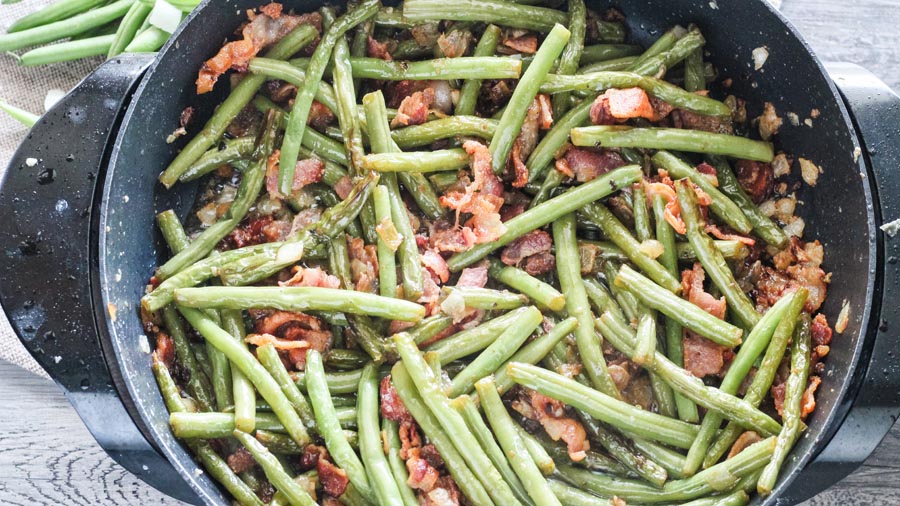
[1, 0, 898, 504]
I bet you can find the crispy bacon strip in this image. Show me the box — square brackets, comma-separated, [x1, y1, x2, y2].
[245, 333, 311, 350]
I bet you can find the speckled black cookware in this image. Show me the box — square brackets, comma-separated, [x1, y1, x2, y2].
[0, 0, 898, 504]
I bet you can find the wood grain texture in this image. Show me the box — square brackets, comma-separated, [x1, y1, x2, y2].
[0, 0, 899, 505]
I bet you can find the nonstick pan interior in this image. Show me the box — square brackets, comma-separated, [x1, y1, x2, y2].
[96, 0, 877, 503]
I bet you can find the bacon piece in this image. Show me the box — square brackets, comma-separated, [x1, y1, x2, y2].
[406, 454, 440, 491]
[607, 364, 632, 392]
[420, 477, 462, 506]
[308, 100, 335, 130]
[367, 35, 392, 60]
[291, 208, 323, 234]
[523, 251, 556, 276]
[671, 108, 734, 135]
[682, 263, 731, 377]
[265, 150, 324, 197]
[753, 239, 828, 313]
[510, 143, 530, 188]
[422, 250, 451, 283]
[279, 266, 341, 288]
[392, 88, 435, 128]
[734, 160, 774, 204]
[591, 88, 659, 124]
[155, 333, 175, 368]
[227, 216, 276, 249]
[251, 310, 331, 369]
[502, 32, 539, 54]
[333, 176, 353, 200]
[386, 80, 434, 108]
[560, 147, 626, 183]
[727, 431, 762, 459]
[197, 7, 318, 94]
[419, 267, 443, 315]
[318, 457, 349, 497]
[706, 224, 756, 246]
[349, 237, 379, 293]
[537, 94, 554, 129]
[437, 30, 471, 58]
[801, 376, 821, 419]
[501, 230, 552, 266]
[811, 313, 833, 346]
[512, 390, 590, 461]
[246, 333, 311, 350]
[381, 376, 414, 423]
[456, 266, 488, 288]
[465, 210, 506, 244]
[227, 447, 256, 474]
[429, 219, 475, 254]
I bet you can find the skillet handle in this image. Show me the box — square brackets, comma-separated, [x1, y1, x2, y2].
[779, 63, 900, 504]
[0, 55, 202, 505]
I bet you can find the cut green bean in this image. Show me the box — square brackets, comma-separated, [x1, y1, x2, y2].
[580, 44, 642, 64]
[488, 259, 566, 312]
[403, 0, 568, 32]
[684, 47, 706, 92]
[256, 344, 315, 428]
[0, 0, 134, 52]
[161, 306, 215, 412]
[572, 126, 774, 162]
[358, 363, 405, 506]
[391, 116, 497, 148]
[491, 23, 570, 174]
[233, 430, 316, 506]
[329, 19, 366, 176]
[578, 56, 638, 73]
[457, 24, 502, 116]
[709, 155, 789, 248]
[248, 58, 339, 119]
[630, 27, 706, 77]
[554, 213, 620, 397]
[633, 314, 656, 366]
[424, 307, 527, 362]
[179, 136, 256, 182]
[410, 314, 454, 345]
[156, 210, 190, 254]
[552, 0, 586, 117]
[170, 412, 284, 439]
[448, 165, 642, 271]
[295, 368, 363, 395]
[547, 480, 618, 506]
[19, 34, 115, 66]
[373, 185, 399, 298]
[442, 287, 529, 311]
[397, 171, 444, 220]
[221, 310, 256, 434]
[383, 419, 420, 506]
[362, 148, 470, 173]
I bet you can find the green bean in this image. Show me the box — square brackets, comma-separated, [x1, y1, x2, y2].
[19, 33, 115, 66]
[357, 363, 405, 506]
[256, 344, 315, 428]
[448, 306, 542, 397]
[170, 412, 284, 439]
[583, 203, 682, 292]
[573, 126, 774, 162]
[554, 214, 621, 397]
[346, 313, 390, 365]
[161, 306, 215, 412]
[579, 239, 747, 263]
[326, 349, 369, 371]
[306, 351, 374, 501]
[477, 378, 563, 506]
[577, 56, 638, 73]
[614, 264, 743, 346]
[488, 259, 566, 312]
[594, 20, 626, 43]
[559, 437, 774, 503]
[630, 27, 706, 77]
[348, 56, 525, 80]
[0, 98, 39, 127]
[206, 328, 234, 413]
[177, 308, 310, 446]
[409, 315, 454, 345]
[174, 286, 425, 322]
[541, 73, 731, 117]
[295, 368, 363, 395]
[632, 184, 653, 242]
[757, 315, 812, 495]
[156, 210, 190, 254]
[684, 47, 706, 92]
[582, 278, 626, 324]
[0, 0, 133, 52]
[8, 0, 108, 33]
[108, 0, 152, 57]
[391, 116, 497, 148]
[633, 314, 656, 366]
[350, 20, 371, 91]
[153, 359, 264, 506]
[507, 362, 696, 447]
[362, 148, 470, 173]
[373, 186, 399, 298]
[530, 169, 566, 208]
[403, 0, 568, 32]
[383, 419, 420, 506]
[442, 287, 529, 311]
[457, 24, 502, 116]
[233, 430, 316, 506]
[392, 364, 497, 506]
[580, 44, 642, 65]
[453, 395, 534, 505]
[534, 430, 633, 477]
[552, 0, 586, 117]
[491, 23, 570, 174]
[159, 24, 318, 187]
[547, 480, 618, 506]
[362, 90, 425, 300]
[448, 165, 642, 271]
[221, 316, 255, 435]
[514, 424, 557, 475]
[123, 26, 171, 53]
[683, 290, 805, 476]
[248, 58, 339, 118]
[630, 25, 684, 70]
[709, 155, 789, 249]
[279, 0, 379, 195]
[682, 491, 751, 506]
[675, 179, 760, 328]
[527, 99, 593, 183]
[393, 333, 523, 505]
[596, 312, 781, 437]
[654, 151, 753, 234]
[392, 38, 436, 59]
[330, 18, 366, 175]
[179, 136, 256, 182]
[254, 429, 305, 454]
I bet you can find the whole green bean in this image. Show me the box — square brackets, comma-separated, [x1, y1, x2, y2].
[527, 98, 593, 183]
[410, 314, 454, 345]
[547, 480, 618, 506]
[233, 430, 316, 506]
[530, 167, 566, 207]
[383, 419, 420, 506]
[108, 1, 152, 57]
[222, 310, 255, 432]
[709, 155, 789, 248]
[170, 412, 285, 439]
[684, 47, 706, 92]
[330, 19, 366, 174]
[757, 315, 812, 495]
[448, 306, 542, 397]
[552, 0, 586, 117]
[554, 213, 621, 398]
[683, 290, 805, 476]
[577, 56, 638, 73]
[279, 0, 379, 195]
[177, 307, 310, 446]
[488, 259, 566, 312]
[630, 27, 706, 76]
[8, 0, 108, 33]
[256, 344, 315, 428]
[442, 287, 529, 311]
[448, 165, 642, 271]
[358, 363, 405, 506]
[161, 306, 214, 412]
[633, 314, 657, 366]
[156, 210, 190, 254]
[675, 179, 760, 328]
[392, 116, 497, 148]
[373, 185, 399, 298]
[614, 264, 743, 346]
[491, 23, 570, 174]
[596, 312, 781, 437]
[583, 203, 682, 292]
[19, 34, 115, 66]
[580, 44, 642, 65]
[653, 151, 753, 234]
[477, 378, 563, 506]
[362, 149, 470, 173]
[0, 0, 134, 52]
[572, 126, 774, 163]
[457, 24, 502, 116]
[393, 333, 523, 505]
[0, 99, 39, 127]
[179, 136, 256, 182]
[174, 286, 425, 322]
[403, 0, 568, 32]
[452, 395, 534, 505]
[159, 24, 318, 187]
[122, 26, 170, 53]
[294, 368, 363, 395]
[306, 351, 374, 501]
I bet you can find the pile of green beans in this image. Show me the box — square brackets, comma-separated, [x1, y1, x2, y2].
[136, 2, 831, 505]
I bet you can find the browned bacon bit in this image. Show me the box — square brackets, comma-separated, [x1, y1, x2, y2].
[537, 94, 554, 129]
[727, 431, 763, 459]
[333, 175, 353, 200]
[291, 208, 323, 232]
[501, 229, 552, 266]
[266, 80, 297, 103]
[386, 80, 434, 108]
[406, 452, 440, 491]
[590, 88, 659, 124]
[367, 35, 393, 60]
[422, 250, 451, 283]
[251, 310, 331, 369]
[300, 444, 325, 470]
[429, 219, 475, 254]
[419, 268, 443, 316]
[246, 333, 311, 350]
[608, 363, 632, 392]
[523, 251, 556, 276]
[510, 143, 530, 188]
[734, 159, 774, 204]
[501, 29, 538, 54]
[227, 447, 256, 474]
[265, 149, 325, 197]
[682, 263, 732, 377]
[811, 313, 833, 346]
[308, 100, 335, 130]
[706, 224, 756, 246]
[392, 88, 436, 128]
[419, 476, 462, 506]
[318, 456, 349, 497]
[644, 173, 685, 234]
[670, 108, 734, 135]
[437, 30, 471, 58]
[512, 389, 590, 461]
[754, 238, 828, 313]
[154, 333, 175, 368]
[257, 480, 276, 503]
[456, 265, 488, 288]
[440, 141, 507, 245]
[349, 237, 379, 293]
[505, 98, 542, 188]
[695, 162, 719, 186]
[226, 216, 286, 248]
[279, 266, 341, 289]
[772, 375, 821, 420]
[381, 376, 414, 423]
[197, 5, 315, 94]
[560, 147, 626, 183]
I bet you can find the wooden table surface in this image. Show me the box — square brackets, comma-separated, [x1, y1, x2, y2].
[1, 0, 898, 504]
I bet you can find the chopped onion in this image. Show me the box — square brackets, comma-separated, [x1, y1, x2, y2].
[772, 153, 791, 178]
[639, 239, 665, 259]
[835, 300, 851, 334]
[752, 46, 769, 71]
[148, 0, 183, 34]
[440, 289, 468, 323]
[44, 89, 66, 112]
[196, 202, 218, 226]
[431, 80, 453, 114]
[799, 157, 821, 187]
[880, 218, 900, 238]
[783, 216, 805, 238]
